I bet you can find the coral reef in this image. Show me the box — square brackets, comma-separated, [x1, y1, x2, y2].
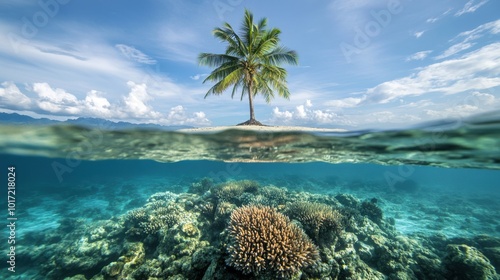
[286, 201, 343, 244]
[15, 179, 500, 280]
[444, 244, 497, 280]
[211, 180, 260, 203]
[226, 205, 319, 278]
[124, 192, 182, 237]
[188, 177, 214, 194]
[360, 199, 383, 224]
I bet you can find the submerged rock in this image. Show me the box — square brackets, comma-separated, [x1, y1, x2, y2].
[444, 244, 498, 280]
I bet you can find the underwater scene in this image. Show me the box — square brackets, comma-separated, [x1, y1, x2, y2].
[0, 113, 499, 280]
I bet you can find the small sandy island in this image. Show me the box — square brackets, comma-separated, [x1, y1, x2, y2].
[178, 125, 347, 133]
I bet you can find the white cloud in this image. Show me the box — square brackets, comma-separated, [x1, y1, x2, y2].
[426, 8, 453, 23]
[364, 43, 500, 104]
[406, 50, 433, 61]
[435, 42, 474, 60]
[296, 105, 308, 119]
[369, 111, 422, 123]
[271, 100, 353, 126]
[123, 81, 162, 119]
[426, 17, 438, 24]
[455, 0, 489, 16]
[425, 105, 479, 119]
[400, 99, 435, 108]
[84, 90, 115, 117]
[471, 91, 496, 105]
[312, 109, 339, 123]
[272, 107, 293, 122]
[161, 105, 210, 126]
[34, 82, 82, 114]
[435, 19, 500, 59]
[190, 74, 207, 81]
[0, 81, 31, 109]
[1, 80, 209, 126]
[115, 44, 157, 65]
[34, 83, 78, 104]
[414, 31, 425, 38]
[325, 97, 364, 108]
[455, 19, 500, 43]
[0, 23, 183, 101]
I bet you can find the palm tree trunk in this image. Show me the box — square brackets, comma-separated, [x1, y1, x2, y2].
[237, 74, 263, 126]
[248, 85, 255, 121]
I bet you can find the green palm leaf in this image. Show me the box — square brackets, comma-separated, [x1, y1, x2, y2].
[198, 9, 298, 125]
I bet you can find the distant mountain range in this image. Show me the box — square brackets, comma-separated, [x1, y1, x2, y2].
[0, 113, 193, 130]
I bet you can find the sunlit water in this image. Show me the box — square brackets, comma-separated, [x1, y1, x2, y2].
[0, 111, 499, 279]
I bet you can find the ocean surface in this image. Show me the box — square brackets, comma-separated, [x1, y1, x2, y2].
[1, 111, 499, 279]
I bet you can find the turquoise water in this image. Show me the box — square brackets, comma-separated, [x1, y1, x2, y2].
[1, 112, 499, 279]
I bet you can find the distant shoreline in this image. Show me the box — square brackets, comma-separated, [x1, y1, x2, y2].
[178, 125, 347, 133]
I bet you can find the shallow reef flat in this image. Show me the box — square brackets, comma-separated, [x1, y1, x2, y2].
[12, 179, 500, 280]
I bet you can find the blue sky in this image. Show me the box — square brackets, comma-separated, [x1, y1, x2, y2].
[0, 0, 499, 129]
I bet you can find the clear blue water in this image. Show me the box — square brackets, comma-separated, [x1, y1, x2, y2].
[0, 112, 499, 279]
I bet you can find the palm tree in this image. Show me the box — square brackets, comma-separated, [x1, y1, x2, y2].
[198, 9, 298, 125]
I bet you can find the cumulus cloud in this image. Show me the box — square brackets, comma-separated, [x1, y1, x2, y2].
[364, 43, 500, 104]
[115, 44, 157, 64]
[1, 80, 210, 126]
[271, 100, 353, 126]
[471, 91, 496, 105]
[295, 105, 308, 119]
[84, 90, 115, 117]
[0, 81, 31, 109]
[123, 81, 162, 119]
[34, 82, 82, 114]
[406, 50, 433, 61]
[455, 0, 489, 16]
[272, 107, 294, 122]
[161, 105, 210, 126]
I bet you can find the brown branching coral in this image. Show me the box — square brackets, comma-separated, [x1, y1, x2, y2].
[287, 201, 343, 243]
[360, 200, 383, 224]
[226, 205, 319, 279]
[125, 203, 181, 236]
[211, 180, 260, 203]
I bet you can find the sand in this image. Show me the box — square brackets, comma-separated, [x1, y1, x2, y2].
[178, 125, 346, 133]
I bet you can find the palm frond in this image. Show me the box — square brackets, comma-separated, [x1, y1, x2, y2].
[265, 46, 298, 65]
[199, 9, 298, 119]
[203, 62, 241, 83]
[198, 53, 238, 67]
[231, 78, 245, 99]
